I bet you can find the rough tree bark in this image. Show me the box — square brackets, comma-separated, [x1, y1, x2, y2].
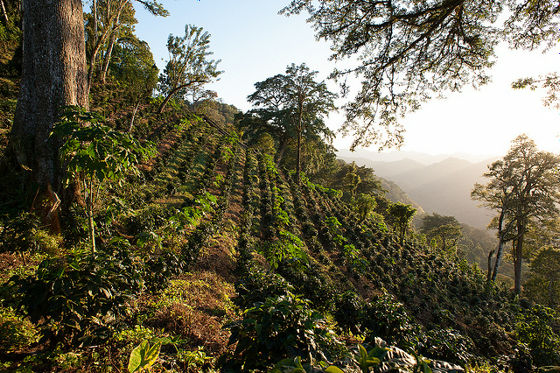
[491, 210, 506, 282]
[10, 0, 88, 203]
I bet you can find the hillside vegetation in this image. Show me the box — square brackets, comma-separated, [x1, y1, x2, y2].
[1, 109, 559, 371]
[2, 1, 560, 372]
[340, 155, 495, 230]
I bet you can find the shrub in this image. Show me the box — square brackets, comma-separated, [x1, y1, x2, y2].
[515, 305, 560, 367]
[334, 291, 365, 334]
[226, 292, 339, 370]
[6, 239, 145, 345]
[422, 328, 475, 365]
[0, 306, 40, 352]
[362, 293, 421, 349]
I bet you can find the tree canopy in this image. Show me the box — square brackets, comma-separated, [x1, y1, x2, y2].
[282, 0, 560, 150]
[158, 24, 222, 114]
[421, 213, 463, 253]
[241, 63, 337, 180]
[472, 134, 560, 294]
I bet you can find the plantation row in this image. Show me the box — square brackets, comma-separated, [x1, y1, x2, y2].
[1, 115, 558, 371]
[226, 146, 557, 371]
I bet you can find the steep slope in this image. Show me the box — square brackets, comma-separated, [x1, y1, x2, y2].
[2, 115, 557, 372]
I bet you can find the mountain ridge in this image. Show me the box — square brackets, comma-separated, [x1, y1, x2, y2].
[339, 152, 498, 229]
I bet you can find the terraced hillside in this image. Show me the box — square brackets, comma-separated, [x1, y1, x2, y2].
[1, 115, 559, 372]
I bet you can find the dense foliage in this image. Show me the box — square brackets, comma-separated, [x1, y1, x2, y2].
[1, 2, 560, 372]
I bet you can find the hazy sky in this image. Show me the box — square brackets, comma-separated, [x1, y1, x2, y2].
[134, 0, 560, 156]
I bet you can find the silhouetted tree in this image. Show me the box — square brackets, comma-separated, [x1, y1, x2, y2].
[472, 135, 560, 294]
[282, 0, 560, 150]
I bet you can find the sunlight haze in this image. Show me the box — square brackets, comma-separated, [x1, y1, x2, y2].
[134, 0, 560, 157]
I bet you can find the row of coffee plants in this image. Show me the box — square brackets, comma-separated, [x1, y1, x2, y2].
[0, 116, 245, 370]
[294, 176, 560, 368]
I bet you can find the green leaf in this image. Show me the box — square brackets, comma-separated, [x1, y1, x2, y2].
[128, 340, 161, 373]
[325, 366, 345, 373]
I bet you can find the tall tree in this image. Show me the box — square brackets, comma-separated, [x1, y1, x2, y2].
[245, 63, 336, 181]
[282, 1, 560, 150]
[9, 0, 88, 208]
[472, 135, 560, 294]
[157, 24, 222, 114]
[240, 74, 295, 164]
[86, 0, 167, 90]
[421, 213, 463, 254]
[284, 64, 336, 181]
[110, 36, 159, 130]
[387, 202, 416, 245]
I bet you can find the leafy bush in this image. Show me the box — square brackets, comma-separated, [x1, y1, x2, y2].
[515, 305, 560, 366]
[0, 306, 40, 352]
[362, 293, 421, 349]
[226, 292, 339, 370]
[334, 291, 365, 335]
[260, 230, 308, 271]
[235, 266, 295, 308]
[5, 239, 145, 345]
[422, 328, 475, 365]
[0, 212, 52, 254]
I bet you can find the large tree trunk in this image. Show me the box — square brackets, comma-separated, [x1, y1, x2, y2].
[9, 0, 88, 204]
[513, 232, 524, 295]
[491, 210, 506, 281]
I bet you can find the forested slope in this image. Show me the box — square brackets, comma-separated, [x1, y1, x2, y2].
[2, 113, 558, 372]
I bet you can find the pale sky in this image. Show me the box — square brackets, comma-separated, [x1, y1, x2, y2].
[134, 0, 560, 157]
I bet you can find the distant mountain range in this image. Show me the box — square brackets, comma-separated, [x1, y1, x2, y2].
[338, 150, 498, 229]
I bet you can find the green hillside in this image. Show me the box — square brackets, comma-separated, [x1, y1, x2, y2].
[2, 2, 560, 372]
[1, 112, 558, 371]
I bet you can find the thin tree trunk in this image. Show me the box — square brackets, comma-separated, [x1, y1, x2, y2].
[0, 0, 8, 24]
[100, 33, 116, 83]
[295, 97, 303, 182]
[93, 0, 97, 35]
[87, 39, 104, 93]
[487, 249, 495, 282]
[87, 0, 125, 92]
[88, 204, 96, 255]
[10, 0, 88, 205]
[157, 83, 193, 114]
[100, 16, 120, 83]
[128, 99, 141, 132]
[87, 178, 96, 256]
